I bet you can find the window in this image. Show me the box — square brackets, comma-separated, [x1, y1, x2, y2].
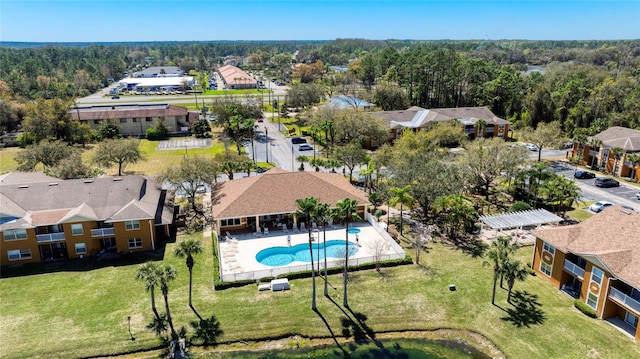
[591, 267, 603, 285]
[128, 238, 143, 249]
[587, 293, 598, 310]
[75, 243, 87, 255]
[132, 118, 139, 123]
[543, 242, 555, 255]
[7, 249, 31, 260]
[119, 119, 127, 124]
[71, 224, 83, 235]
[540, 262, 552, 277]
[221, 218, 241, 227]
[93, 120, 101, 125]
[125, 220, 140, 230]
[3, 229, 27, 240]
[146, 117, 152, 122]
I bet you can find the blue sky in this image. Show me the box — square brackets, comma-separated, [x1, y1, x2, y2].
[1, 1, 639, 42]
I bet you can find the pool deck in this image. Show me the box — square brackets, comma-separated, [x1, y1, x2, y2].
[218, 223, 403, 282]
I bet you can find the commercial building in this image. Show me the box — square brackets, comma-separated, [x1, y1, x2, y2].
[70, 103, 197, 137]
[0, 172, 175, 267]
[216, 65, 257, 90]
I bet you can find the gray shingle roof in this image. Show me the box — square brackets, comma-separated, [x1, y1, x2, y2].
[591, 126, 640, 152]
[0, 173, 173, 230]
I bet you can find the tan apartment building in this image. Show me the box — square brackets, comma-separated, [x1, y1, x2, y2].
[0, 172, 174, 266]
[531, 206, 640, 341]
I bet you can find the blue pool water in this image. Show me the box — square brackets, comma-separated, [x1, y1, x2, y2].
[347, 228, 361, 234]
[256, 240, 359, 266]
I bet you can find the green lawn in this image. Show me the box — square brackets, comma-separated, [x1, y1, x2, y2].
[0, 146, 20, 174]
[1, 230, 638, 359]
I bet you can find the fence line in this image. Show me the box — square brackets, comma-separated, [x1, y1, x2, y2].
[365, 212, 406, 255]
[219, 253, 404, 282]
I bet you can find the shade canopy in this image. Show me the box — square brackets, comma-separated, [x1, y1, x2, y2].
[479, 209, 563, 230]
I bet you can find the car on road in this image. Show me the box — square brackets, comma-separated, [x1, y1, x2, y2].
[298, 144, 314, 151]
[111, 95, 120, 99]
[574, 170, 596, 179]
[589, 201, 614, 213]
[525, 143, 539, 151]
[595, 177, 620, 188]
[636, 191, 640, 200]
[291, 137, 307, 144]
[257, 117, 264, 122]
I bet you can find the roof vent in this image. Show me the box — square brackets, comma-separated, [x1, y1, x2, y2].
[113, 177, 123, 181]
[18, 184, 29, 188]
[48, 182, 58, 186]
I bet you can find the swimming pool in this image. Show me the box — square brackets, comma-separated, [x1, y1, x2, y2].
[347, 228, 361, 234]
[256, 240, 359, 266]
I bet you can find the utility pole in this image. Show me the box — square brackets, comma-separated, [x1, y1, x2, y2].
[265, 127, 269, 163]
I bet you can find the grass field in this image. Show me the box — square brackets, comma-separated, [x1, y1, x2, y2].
[1, 228, 638, 359]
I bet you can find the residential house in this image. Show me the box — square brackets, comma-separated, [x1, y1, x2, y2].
[0, 172, 174, 266]
[70, 103, 197, 137]
[210, 169, 370, 236]
[531, 206, 640, 341]
[371, 106, 510, 141]
[573, 126, 640, 181]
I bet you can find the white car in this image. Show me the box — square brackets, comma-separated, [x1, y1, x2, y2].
[636, 191, 640, 200]
[525, 143, 539, 151]
[589, 201, 614, 213]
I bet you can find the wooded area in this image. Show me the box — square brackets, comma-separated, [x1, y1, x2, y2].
[1, 39, 639, 138]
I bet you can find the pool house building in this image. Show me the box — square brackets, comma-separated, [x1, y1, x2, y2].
[211, 169, 370, 236]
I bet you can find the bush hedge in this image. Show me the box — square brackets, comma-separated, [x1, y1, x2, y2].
[574, 300, 597, 318]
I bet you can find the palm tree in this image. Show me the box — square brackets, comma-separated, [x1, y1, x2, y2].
[296, 196, 319, 310]
[321, 119, 335, 155]
[502, 259, 529, 303]
[312, 202, 331, 297]
[158, 264, 178, 338]
[174, 239, 203, 313]
[611, 147, 624, 176]
[474, 119, 487, 139]
[587, 138, 602, 169]
[527, 162, 553, 207]
[483, 236, 517, 305]
[389, 185, 413, 236]
[335, 198, 361, 308]
[135, 261, 162, 321]
[627, 153, 640, 182]
[572, 129, 588, 172]
[297, 155, 309, 171]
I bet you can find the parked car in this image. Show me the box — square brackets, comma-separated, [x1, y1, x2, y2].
[298, 144, 314, 151]
[525, 143, 539, 151]
[111, 95, 120, 99]
[589, 201, 614, 213]
[257, 117, 264, 122]
[636, 191, 640, 200]
[595, 177, 620, 188]
[574, 170, 596, 179]
[291, 137, 307, 144]
[563, 141, 574, 149]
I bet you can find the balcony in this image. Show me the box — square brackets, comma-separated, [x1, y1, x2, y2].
[485, 127, 495, 133]
[464, 127, 475, 134]
[91, 228, 115, 237]
[36, 232, 66, 243]
[589, 150, 599, 157]
[609, 287, 640, 314]
[564, 259, 585, 279]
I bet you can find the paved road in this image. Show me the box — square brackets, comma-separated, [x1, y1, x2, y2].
[548, 161, 640, 211]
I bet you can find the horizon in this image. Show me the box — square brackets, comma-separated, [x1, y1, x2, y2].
[1, 1, 639, 43]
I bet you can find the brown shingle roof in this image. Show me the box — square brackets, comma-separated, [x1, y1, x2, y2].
[211, 169, 370, 219]
[532, 206, 640, 288]
[591, 126, 640, 152]
[69, 104, 188, 121]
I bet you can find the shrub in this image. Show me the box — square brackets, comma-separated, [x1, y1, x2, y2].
[146, 127, 164, 141]
[574, 300, 597, 318]
[509, 201, 532, 212]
